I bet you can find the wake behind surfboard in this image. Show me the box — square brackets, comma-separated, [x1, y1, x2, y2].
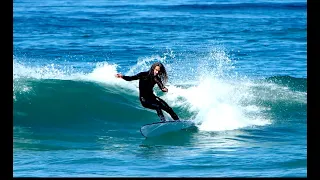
[140, 120, 197, 138]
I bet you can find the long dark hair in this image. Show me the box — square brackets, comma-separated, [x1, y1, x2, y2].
[148, 62, 168, 84]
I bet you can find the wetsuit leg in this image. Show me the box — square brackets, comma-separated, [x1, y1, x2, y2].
[139, 96, 180, 121]
[140, 97, 166, 122]
[155, 96, 180, 120]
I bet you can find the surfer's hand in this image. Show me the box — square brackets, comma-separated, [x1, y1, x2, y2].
[115, 73, 123, 78]
[162, 87, 168, 92]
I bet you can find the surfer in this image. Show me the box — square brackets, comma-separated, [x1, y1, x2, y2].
[115, 62, 179, 122]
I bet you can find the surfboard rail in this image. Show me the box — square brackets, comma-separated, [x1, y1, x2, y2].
[140, 120, 196, 138]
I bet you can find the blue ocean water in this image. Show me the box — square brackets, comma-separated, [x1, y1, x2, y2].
[13, 0, 307, 177]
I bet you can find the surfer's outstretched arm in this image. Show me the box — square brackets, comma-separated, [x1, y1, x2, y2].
[115, 72, 145, 81]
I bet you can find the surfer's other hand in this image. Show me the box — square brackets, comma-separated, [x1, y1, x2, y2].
[115, 73, 123, 78]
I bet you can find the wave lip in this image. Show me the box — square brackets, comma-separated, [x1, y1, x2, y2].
[265, 75, 306, 92]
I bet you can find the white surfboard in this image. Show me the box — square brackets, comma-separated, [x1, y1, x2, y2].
[140, 120, 196, 138]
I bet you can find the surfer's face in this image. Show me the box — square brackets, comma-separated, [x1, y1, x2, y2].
[153, 66, 161, 76]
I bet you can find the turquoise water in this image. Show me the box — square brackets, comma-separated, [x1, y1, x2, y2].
[13, 0, 306, 177]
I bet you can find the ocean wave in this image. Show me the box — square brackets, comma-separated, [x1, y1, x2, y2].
[13, 52, 306, 132]
[13, 74, 306, 131]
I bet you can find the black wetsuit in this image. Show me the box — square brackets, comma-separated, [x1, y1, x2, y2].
[122, 71, 179, 121]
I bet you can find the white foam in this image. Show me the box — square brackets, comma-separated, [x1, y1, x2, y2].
[13, 60, 83, 80]
[13, 60, 139, 90]
[83, 62, 140, 93]
[162, 76, 271, 132]
[157, 47, 272, 132]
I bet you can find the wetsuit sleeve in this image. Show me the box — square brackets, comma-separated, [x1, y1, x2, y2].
[154, 76, 165, 90]
[122, 72, 144, 81]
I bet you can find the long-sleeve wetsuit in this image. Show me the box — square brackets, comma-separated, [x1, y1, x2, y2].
[122, 71, 179, 121]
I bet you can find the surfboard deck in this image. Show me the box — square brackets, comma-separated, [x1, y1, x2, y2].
[140, 120, 196, 138]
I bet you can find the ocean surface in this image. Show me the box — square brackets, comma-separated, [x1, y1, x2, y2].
[13, 0, 307, 177]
